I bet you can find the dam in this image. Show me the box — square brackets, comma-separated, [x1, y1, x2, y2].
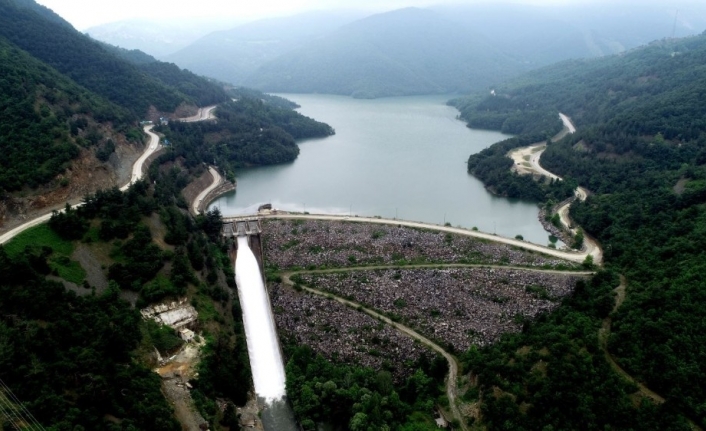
[225, 218, 298, 430]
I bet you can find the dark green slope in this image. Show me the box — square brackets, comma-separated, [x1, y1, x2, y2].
[0, 37, 134, 191]
[456, 33, 706, 429]
[0, 0, 226, 115]
[98, 41, 229, 106]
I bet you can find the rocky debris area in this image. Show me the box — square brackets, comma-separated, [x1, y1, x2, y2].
[270, 283, 435, 382]
[262, 219, 575, 270]
[141, 297, 198, 329]
[72, 244, 109, 293]
[235, 397, 264, 430]
[298, 268, 583, 352]
[157, 340, 209, 431]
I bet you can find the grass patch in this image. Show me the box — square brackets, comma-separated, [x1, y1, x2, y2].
[194, 294, 222, 324]
[5, 224, 85, 284]
[51, 256, 86, 284]
[3, 224, 73, 257]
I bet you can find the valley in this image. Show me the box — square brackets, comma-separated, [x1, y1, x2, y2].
[2, 0, 706, 430]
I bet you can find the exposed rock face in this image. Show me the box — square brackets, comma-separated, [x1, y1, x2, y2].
[0, 136, 142, 234]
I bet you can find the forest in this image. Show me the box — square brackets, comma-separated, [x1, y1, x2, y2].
[0, 0, 230, 194]
[0, 38, 134, 191]
[1, 164, 251, 430]
[454, 32, 706, 429]
[285, 343, 448, 431]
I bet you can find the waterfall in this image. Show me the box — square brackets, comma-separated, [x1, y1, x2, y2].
[234, 236, 286, 402]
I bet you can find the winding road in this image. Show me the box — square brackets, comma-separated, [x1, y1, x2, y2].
[1, 108, 216, 246]
[0, 124, 159, 245]
[121, 125, 160, 191]
[192, 167, 222, 214]
[507, 114, 602, 264]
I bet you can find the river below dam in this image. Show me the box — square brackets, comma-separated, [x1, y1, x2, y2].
[211, 94, 551, 245]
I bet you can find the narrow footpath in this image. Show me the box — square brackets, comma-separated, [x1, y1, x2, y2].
[281, 272, 469, 431]
[598, 277, 703, 431]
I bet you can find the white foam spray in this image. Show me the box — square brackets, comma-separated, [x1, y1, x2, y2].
[235, 236, 286, 402]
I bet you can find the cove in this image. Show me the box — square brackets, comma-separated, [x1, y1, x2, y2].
[210, 94, 551, 245]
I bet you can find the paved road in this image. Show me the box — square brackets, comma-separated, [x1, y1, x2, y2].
[238, 213, 598, 264]
[192, 167, 222, 214]
[1, 125, 159, 245]
[121, 125, 160, 191]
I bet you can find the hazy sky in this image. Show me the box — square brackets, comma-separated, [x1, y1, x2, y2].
[36, 0, 583, 30]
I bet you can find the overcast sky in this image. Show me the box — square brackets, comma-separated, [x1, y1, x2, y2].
[36, 0, 589, 30]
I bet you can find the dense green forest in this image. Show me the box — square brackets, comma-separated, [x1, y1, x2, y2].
[1, 171, 251, 430]
[0, 38, 134, 191]
[0, 0, 226, 116]
[157, 97, 334, 180]
[285, 343, 448, 431]
[452, 32, 706, 428]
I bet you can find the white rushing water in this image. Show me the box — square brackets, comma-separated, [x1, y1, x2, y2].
[235, 236, 286, 402]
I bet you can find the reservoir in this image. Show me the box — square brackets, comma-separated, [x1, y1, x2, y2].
[210, 94, 551, 245]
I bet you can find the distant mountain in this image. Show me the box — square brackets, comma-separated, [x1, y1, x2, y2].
[158, 2, 706, 98]
[85, 18, 238, 58]
[431, 2, 706, 67]
[163, 10, 365, 86]
[244, 8, 525, 98]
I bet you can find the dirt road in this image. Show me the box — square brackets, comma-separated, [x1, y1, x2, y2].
[506, 114, 602, 264]
[180, 105, 217, 122]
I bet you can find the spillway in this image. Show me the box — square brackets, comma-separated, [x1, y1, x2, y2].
[234, 236, 286, 401]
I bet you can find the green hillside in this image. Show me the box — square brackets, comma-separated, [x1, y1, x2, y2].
[0, 38, 134, 191]
[0, 0, 226, 115]
[455, 32, 706, 429]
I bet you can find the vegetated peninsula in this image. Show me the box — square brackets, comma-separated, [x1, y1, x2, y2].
[451, 31, 706, 429]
